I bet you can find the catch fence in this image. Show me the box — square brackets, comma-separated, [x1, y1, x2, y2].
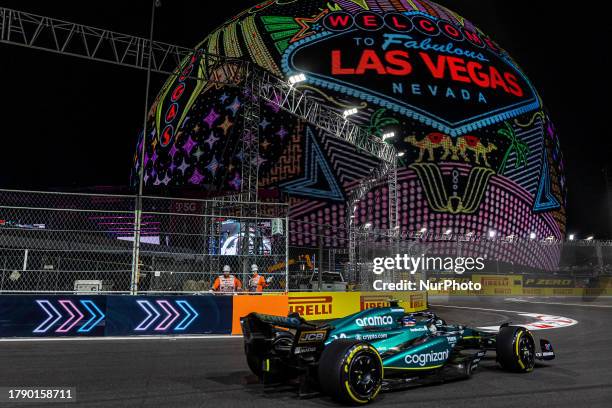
[0, 190, 288, 294]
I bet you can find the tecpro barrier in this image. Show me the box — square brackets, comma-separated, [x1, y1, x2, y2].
[0, 295, 232, 337]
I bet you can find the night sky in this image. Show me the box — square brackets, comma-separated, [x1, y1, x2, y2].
[0, 1, 610, 238]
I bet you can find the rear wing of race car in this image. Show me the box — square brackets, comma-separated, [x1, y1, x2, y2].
[241, 312, 332, 355]
[241, 312, 330, 340]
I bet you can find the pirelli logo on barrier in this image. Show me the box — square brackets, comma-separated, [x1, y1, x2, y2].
[481, 277, 510, 287]
[360, 295, 390, 310]
[410, 294, 425, 309]
[289, 296, 333, 317]
[298, 330, 327, 344]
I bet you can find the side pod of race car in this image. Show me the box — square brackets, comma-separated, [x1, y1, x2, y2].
[240, 301, 555, 405]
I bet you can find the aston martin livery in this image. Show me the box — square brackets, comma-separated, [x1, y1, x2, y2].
[240, 302, 555, 405]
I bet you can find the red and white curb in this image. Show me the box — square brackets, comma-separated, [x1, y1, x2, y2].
[430, 304, 578, 332]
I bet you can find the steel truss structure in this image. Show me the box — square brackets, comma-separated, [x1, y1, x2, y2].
[0, 5, 399, 277]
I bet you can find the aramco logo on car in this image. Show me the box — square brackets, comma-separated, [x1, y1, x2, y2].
[289, 296, 333, 316]
[356, 315, 394, 327]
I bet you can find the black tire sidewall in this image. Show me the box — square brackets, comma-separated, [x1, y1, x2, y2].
[496, 326, 536, 372]
[318, 340, 383, 405]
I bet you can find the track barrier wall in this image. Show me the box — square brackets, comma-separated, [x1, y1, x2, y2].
[0, 292, 428, 338]
[3, 277, 609, 338]
[426, 273, 612, 296]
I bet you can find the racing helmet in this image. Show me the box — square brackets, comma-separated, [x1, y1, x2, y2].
[251, 264, 258, 273]
[400, 316, 417, 327]
[223, 265, 231, 273]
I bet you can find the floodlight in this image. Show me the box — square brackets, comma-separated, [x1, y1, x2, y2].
[288, 73, 306, 85]
[343, 108, 358, 118]
[382, 132, 395, 141]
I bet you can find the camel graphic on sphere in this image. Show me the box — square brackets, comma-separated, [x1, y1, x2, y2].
[405, 133, 497, 168]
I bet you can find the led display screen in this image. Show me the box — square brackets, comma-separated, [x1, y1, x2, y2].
[133, 0, 566, 268]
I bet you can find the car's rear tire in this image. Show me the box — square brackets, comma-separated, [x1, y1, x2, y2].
[318, 340, 383, 405]
[496, 326, 536, 372]
[245, 344, 263, 377]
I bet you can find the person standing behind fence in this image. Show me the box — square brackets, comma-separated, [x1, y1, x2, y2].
[247, 264, 270, 293]
[212, 265, 242, 293]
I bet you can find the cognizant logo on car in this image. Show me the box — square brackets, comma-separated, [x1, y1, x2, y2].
[355, 315, 393, 326]
[404, 350, 449, 366]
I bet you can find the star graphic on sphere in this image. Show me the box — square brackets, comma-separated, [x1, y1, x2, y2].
[189, 169, 205, 185]
[143, 173, 150, 184]
[182, 136, 197, 154]
[217, 116, 234, 136]
[177, 159, 190, 175]
[193, 123, 201, 133]
[150, 167, 157, 178]
[161, 174, 171, 185]
[169, 144, 179, 158]
[204, 108, 220, 128]
[151, 137, 158, 149]
[228, 173, 242, 190]
[261, 139, 271, 150]
[276, 126, 288, 139]
[256, 155, 267, 166]
[193, 147, 206, 160]
[219, 93, 229, 103]
[292, 10, 328, 42]
[143, 152, 150, 167]
[169, 160, 177, 173]
[153, 177, 161, 186]
[226, 96, 241, 116]
[205, 132, 219, 149]
[259, 118, 270, 130]
[206, 156, 221, 176]
[235, 150, 244, 162]
[151, 151, 158, 163]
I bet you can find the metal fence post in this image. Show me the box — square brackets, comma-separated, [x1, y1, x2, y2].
[285, 215, 289, 293]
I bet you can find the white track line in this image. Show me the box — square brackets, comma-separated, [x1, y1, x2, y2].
[505, 298, 612, 308]
[0, 335, 242, 342]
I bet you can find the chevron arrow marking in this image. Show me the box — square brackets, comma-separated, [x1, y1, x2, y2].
[33, 300, 62, 333]
[56, 300, 84, 333]
[155, 300, 180, 331]
[135, 300, 161, 331]
[175, 300, 199, 331]
[78, 300, 106, 333]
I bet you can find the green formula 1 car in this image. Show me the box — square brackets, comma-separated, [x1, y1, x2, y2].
[240, 301, 555, 405]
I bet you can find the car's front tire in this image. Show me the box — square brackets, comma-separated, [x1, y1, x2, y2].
[318, 340, 383, 405]
[496, 326, 536, 372]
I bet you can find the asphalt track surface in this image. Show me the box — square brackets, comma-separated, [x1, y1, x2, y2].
[1, 297, 611, 407]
